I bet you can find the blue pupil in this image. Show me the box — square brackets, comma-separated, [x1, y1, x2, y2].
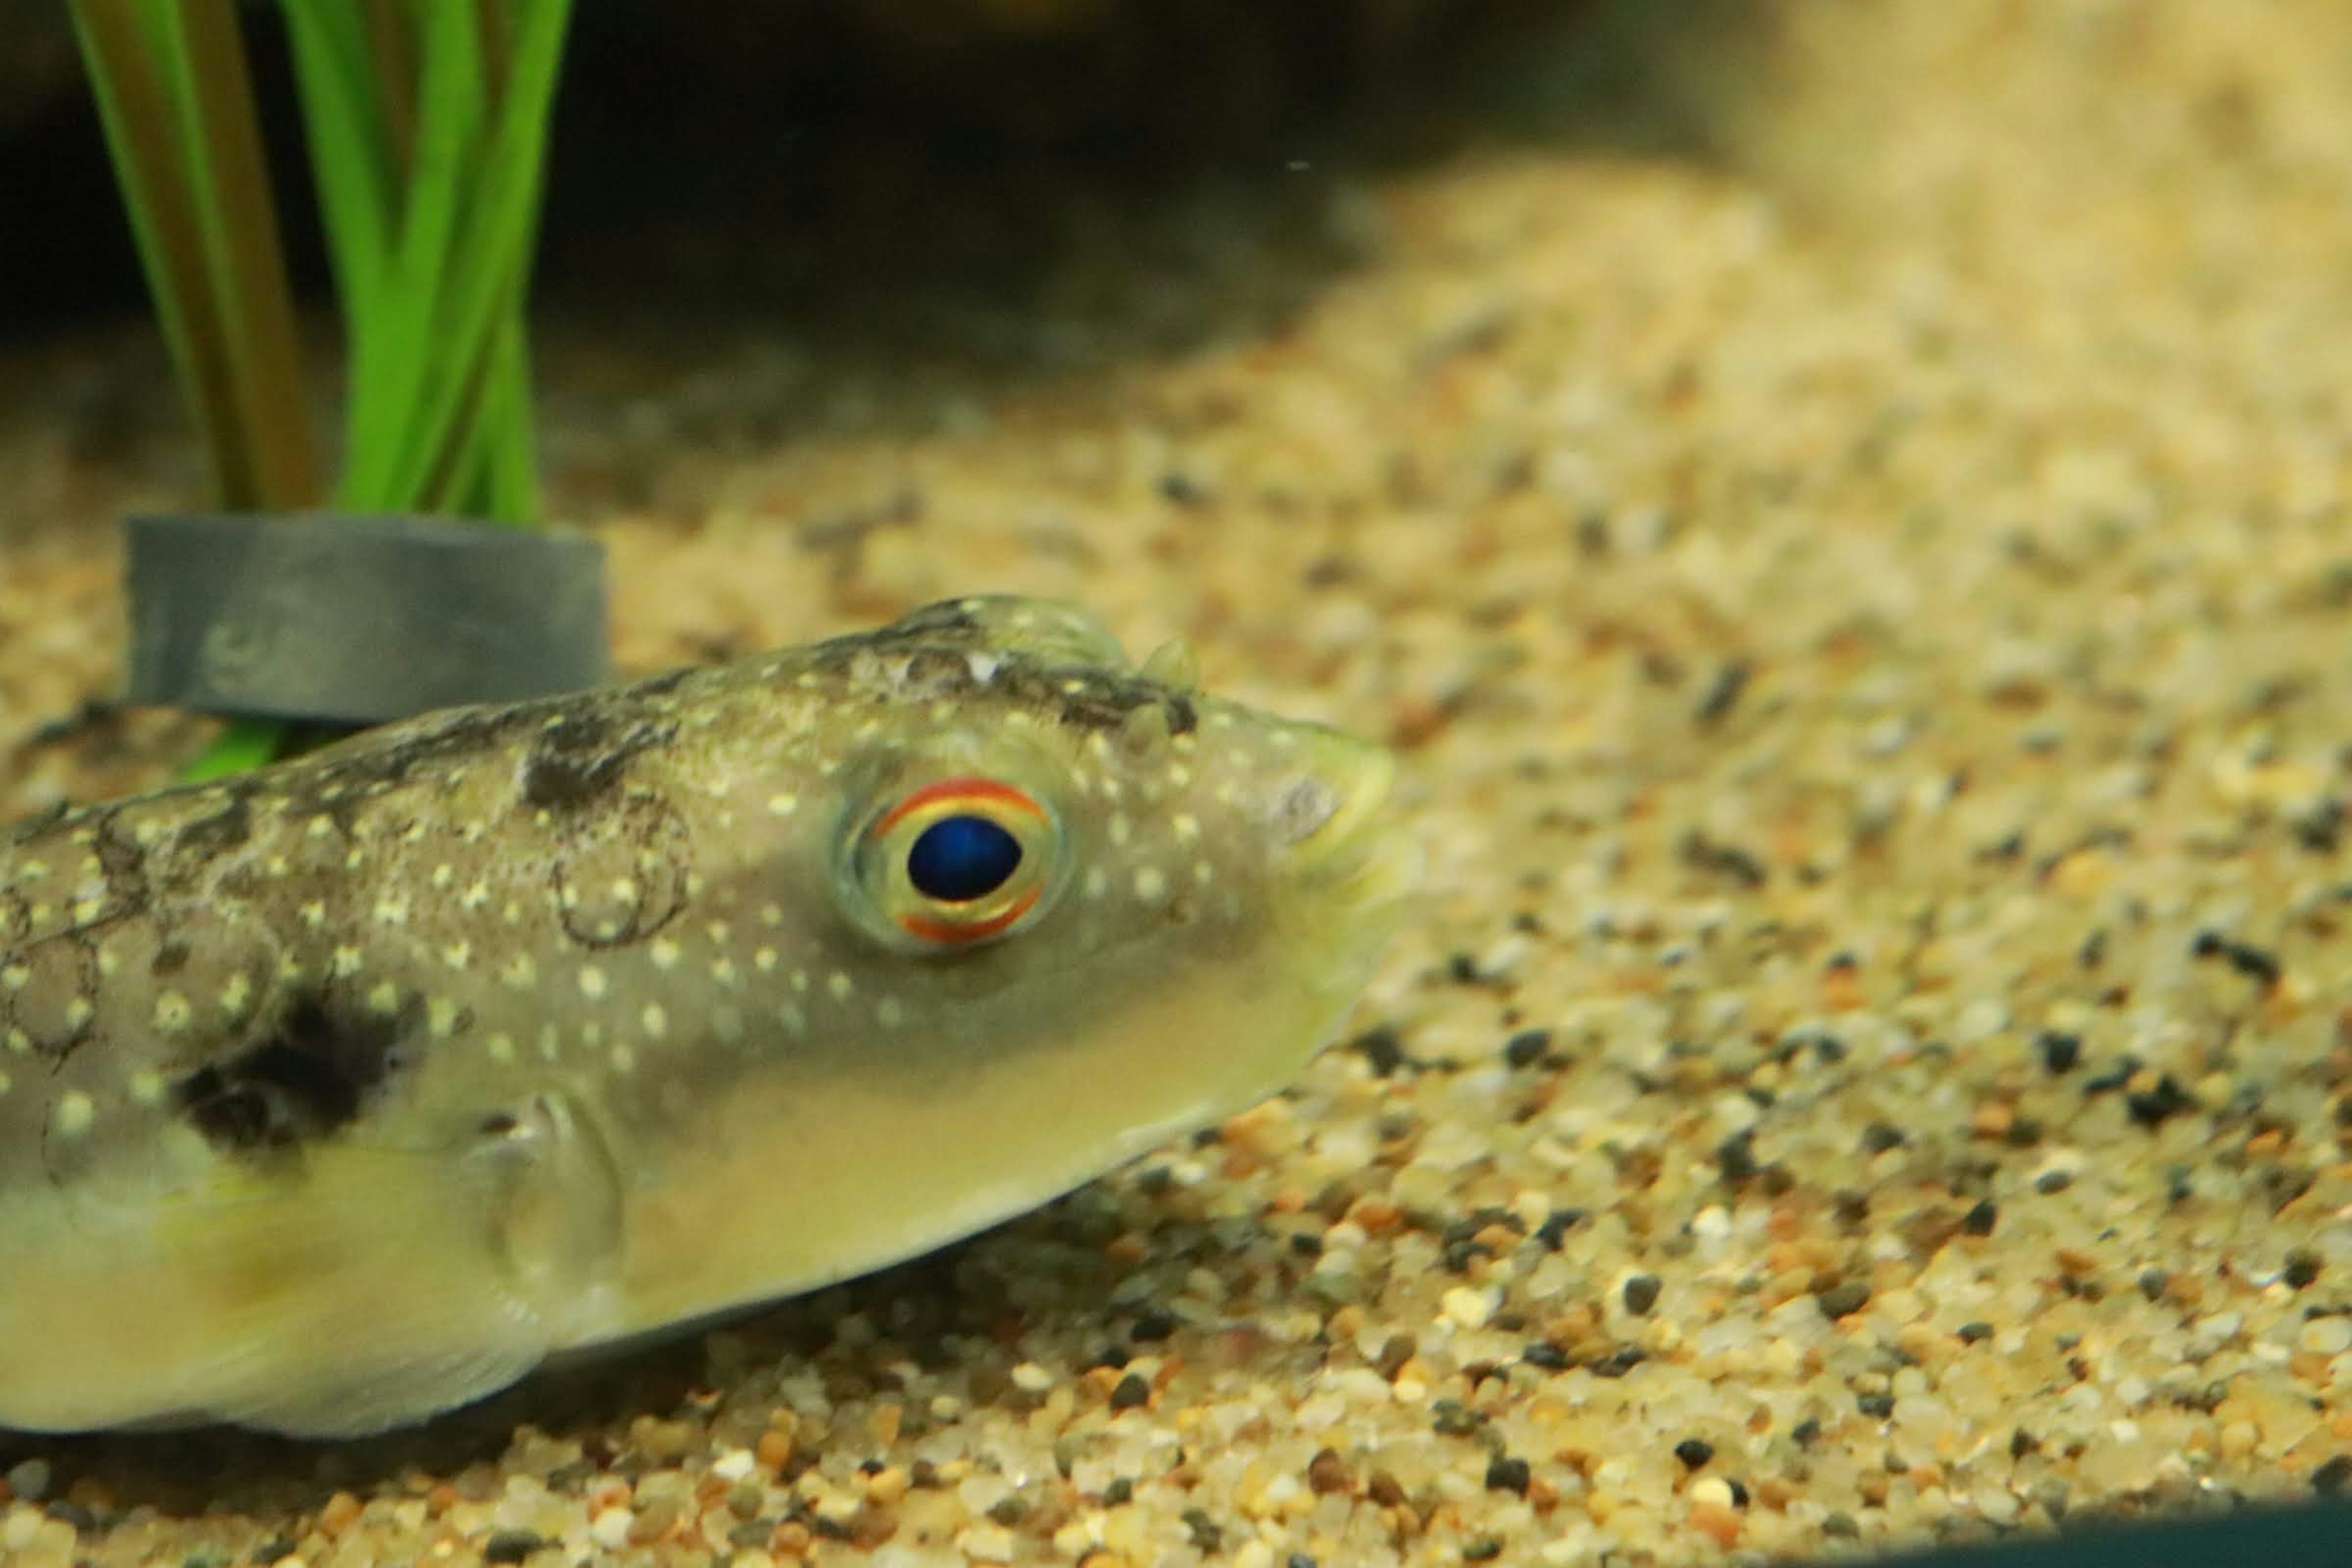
[905, 814, 1024, 903]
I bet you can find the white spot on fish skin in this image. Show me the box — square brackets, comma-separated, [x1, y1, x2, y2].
[0, 965, 25, 992]
[331, 946, 364, 978]
[431, 863, 454, 889]
[609, 877, 639, 905]
[503, 955, 539, 990]
[216, 975, 251, 1016]
[712, 1005, 745, 1043]
[0, 1069, 11, 1096]
[711, 956, 739, 987]
[790, 969, 811, 993]
[537, 1023, 562, 1061]
[53, 1091, 94, 1138]
[778, 1002, 808, 1036]
[1194, 861, 1215, 886]
[1108, 814, 1133, 846]
[1084, 866, 1110, 899]
[760, 904, 785, 928]
[641, 1003, 669, 1039]
[96, 948, 121, 978]
[300, 901, 328, 930]
[1172, 813, 1201, 843]
[1133, 866, 1169, 905]
[650, 938, 680, 971]
[611, 1044, 636, 1074]
[754, 948, 778, 973]
[876, 997, 906, 1028]
[154, 991, 192, 1034]
[579, 966, 608, 1001]
[486, 1032, 518, 1065]
[767, 794, 800, 816]
[429, 998, 462, 1038]
[128, 1069, 166, 1106]
[442, 941, 472, 971]
[461, 881, 492, 911]
[705, 921, 732, 944]
[827, 972, 854, 1001]
[368, 981, 402, 1015]
[1, 1030, 23, 1056]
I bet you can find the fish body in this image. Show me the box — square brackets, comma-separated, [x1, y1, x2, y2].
[0, 597, 1411, 1436]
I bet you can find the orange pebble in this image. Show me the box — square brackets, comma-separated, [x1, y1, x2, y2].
[1691, 1501, 1743, 1548]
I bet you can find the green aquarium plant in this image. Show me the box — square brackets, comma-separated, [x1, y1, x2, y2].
[68, 0, 576, 780]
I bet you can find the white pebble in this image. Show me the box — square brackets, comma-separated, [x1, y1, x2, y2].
[1441, 1285, 1496, 1329]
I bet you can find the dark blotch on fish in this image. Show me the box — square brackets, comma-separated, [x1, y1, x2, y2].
[175, 990, 418, 1153]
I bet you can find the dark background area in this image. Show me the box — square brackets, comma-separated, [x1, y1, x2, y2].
[0, 0, 1752, 347]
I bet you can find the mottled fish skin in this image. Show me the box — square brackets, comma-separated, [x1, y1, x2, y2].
[0, 596, 1412, 1436]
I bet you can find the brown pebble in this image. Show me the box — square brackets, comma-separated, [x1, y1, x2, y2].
[1691, 1501, 1743, 1547]
[756, 1428, 795, 1472]
[1308, 1447, 1354, 1494]
[317, 1492, 363, 1536]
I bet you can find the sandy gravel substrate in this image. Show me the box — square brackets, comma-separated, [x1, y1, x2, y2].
[2, 3, 2350, 1565]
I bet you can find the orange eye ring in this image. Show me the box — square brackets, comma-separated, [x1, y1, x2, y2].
[855, 774, 1059, 951]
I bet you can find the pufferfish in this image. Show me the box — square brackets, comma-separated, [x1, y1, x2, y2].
[0, 596, 1412, 1437]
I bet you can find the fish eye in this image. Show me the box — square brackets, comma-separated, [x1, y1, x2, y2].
[854, 775, 1058, 949]
[907, 815, 1023, 902]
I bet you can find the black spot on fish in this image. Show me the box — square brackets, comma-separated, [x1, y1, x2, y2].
[519, 716, 677, 812]
[174, 989, 417, 1153]
[172, 788, 255, 861]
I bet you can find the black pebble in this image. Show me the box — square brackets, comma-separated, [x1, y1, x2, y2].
[1956, 1322, 1993, 1344]
[1715, 1128, 1759, 1184]
[1182, 1508, 1223, 1552]
[1129, 1309, 1179, 1342]
[1817, 1281, 1872, 1319]
[2037, 1031, 2082, 1074]
[1623, 1273, 1663, 1316]
[1354, 1025, 1409, 1076]
[1591, 1346, 1647, 1378]
[1860, 1121, 1907, 1154]
[1536, 1209, 1588, 1250]
[1504, 1028, 1552, 1069]
[483, 1531, 546, 1566]
[1674, 1439, 1714, 1469]
[2283, 1252, 2321, 1289]
[1484, 1456, 1532, 1495]
[1856, 1392, 1895, 1417]
[2190, 929, 2282, 988]
[2125, 1075, 2194, 1128]
[2314, 1454, 2352, 1496]
[1110, 1373, 1152, 1410]
[2035, 1169, 2074, 1194]
[1962, 1199, 1999, 1236]
[1523, 1342, 1571, 1371]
